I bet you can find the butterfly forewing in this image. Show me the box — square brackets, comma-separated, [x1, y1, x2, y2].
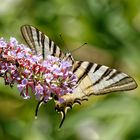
[21, 25, 65, 60]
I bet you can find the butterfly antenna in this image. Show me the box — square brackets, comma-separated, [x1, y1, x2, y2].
[35, 98, 44, 119]
[59, 34, 69, 52]
[59, 110, 66, 128]
[70, 43, 87, 54]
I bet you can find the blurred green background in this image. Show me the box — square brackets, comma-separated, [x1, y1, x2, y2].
[0, 0, 140, 140]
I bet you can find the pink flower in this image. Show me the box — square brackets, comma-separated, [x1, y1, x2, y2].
[0, 37, 7, 48]
[0, 37, 78, 104]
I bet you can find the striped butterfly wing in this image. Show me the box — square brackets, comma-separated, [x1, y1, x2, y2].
[21, 25, 66, 60]
[55, 61, 137, 127]
[73, 61, 137, 94]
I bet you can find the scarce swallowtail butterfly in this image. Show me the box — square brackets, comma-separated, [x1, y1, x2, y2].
[21, 25, 137, 128]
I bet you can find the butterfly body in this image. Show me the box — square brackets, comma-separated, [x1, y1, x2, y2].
[21, 25, 137, 128]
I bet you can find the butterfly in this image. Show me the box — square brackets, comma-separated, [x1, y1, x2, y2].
[21, 25, 137, 128]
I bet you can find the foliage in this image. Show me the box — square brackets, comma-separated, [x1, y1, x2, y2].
[0, 0, 139, 140]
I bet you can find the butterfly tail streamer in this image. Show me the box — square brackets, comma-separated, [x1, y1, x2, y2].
[35, 98, 44, 119]
[59, 110, 66, 128]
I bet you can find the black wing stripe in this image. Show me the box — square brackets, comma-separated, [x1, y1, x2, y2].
[27, 26, 34, 43]
[49, 38, 52, 51]
[77, 63, 93, 83]
[21, 26, 30, 48]
[25, 26, 33, 45]
[41, 33, 45, 59]
[35, 28, 40, 47]
[93, 64, 102, 73]
[59, 50, 62, 58]
[26, 26, 37, 54]
[73, 61, 83, 73]
[93, 68, 112, 85]
[107, 70, 121, 80]
[52, 43, 57, 56]
[69, 56, 74, 65]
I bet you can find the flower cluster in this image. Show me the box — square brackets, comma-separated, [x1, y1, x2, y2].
[0, 37, 77, 103]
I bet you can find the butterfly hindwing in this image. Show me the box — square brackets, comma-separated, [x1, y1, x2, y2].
[56, 61, 137, 105]
[74, 61, 137, 94]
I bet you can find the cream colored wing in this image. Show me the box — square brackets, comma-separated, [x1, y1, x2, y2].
[55, 61, 137, 127]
